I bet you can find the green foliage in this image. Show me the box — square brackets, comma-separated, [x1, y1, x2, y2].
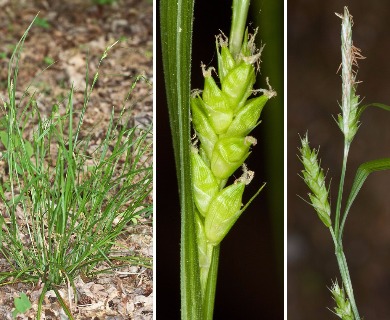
[33, 17, 50, 29]
[160, 0, 201, 318]
[0, 15, 153, 319]
[12, 293, 32, 319]
[43, 56, 54, 65]
[92, 0, 116, 5]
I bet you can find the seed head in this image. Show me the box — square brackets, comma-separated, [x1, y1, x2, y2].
[191, 26, 274, 252]
[299, 134, 332, 227]
[336, 7, 364, 143]
[330, 280, 355, 320]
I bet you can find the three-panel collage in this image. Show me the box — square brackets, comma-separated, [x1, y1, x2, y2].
[0, 0, 389, 319]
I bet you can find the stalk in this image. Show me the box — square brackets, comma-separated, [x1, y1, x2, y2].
[334, 142, 350, 240]
[334, 9, 361, 317]
[229, 0, 250, 58]
[334, 142, 361, 319]
[202, 245, 220, 320]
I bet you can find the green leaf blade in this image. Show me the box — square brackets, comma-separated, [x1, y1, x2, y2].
[160, 0, 202, 319]
[340, 158, 390, 238]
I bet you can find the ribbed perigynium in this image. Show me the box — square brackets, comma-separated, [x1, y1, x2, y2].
[211, 136, 256, 180]
[216, 35, 236, 82]
[205, 169, 254, 246]
[224, 95, 268, 137]
[202, 66, 234, 134]
[330, 280, 355, 320]
[335, 7, 364, 143]
[191, 97, 218, 161]
[299, 134, 331, 227]
[191, 147, 219, 217]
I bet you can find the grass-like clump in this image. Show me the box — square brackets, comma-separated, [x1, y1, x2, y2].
[0, 17, 152, 318]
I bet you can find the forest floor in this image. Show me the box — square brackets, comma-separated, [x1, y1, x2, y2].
[0, 0, 153, 319]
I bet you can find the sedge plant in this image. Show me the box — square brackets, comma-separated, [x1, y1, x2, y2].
[0, 17, 152, 318]
[299, 7, 390, 319]
[161, 0, 276, 318]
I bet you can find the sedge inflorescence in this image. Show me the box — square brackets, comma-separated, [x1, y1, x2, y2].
[299, 134, 331, 228]
[330, 281, 355, 320]
[190, 29, 275, 292]
[335, 7, 364, 144]
[298, 7, 370, 319]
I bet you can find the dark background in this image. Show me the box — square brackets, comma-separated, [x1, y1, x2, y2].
[288, 1, 390, 319]
[157, 0, 284, 318]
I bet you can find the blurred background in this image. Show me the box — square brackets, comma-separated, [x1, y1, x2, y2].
[288, 1, 390, 319]
[157, 0, 283, 318]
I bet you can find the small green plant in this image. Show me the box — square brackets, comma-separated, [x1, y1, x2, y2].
[12, 293, 32, 319]
[33, 17, 50, 29]
[161, 0, 275, 318]
[299, 7, 390, 320]
[43, 56, 54, 65]
[0, 16, 152, 319]
[92, 0, 116, 5]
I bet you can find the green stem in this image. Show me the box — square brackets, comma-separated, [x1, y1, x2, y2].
[334, 141, 350, 240]
[332, 140, 361, 318]
[202, 245, 220, 320]
[229, 0, 250, 58]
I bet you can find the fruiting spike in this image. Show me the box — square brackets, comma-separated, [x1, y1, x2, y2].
[299, 134, 332, 228]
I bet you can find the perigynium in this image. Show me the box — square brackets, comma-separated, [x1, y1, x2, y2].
[300, 7, 390, 320]
[0, 16, 152, 319]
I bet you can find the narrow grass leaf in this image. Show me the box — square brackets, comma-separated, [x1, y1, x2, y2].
[357, 102, 390, 119]
[340, 158, 390, 238]
[160, 0, 202, 319]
